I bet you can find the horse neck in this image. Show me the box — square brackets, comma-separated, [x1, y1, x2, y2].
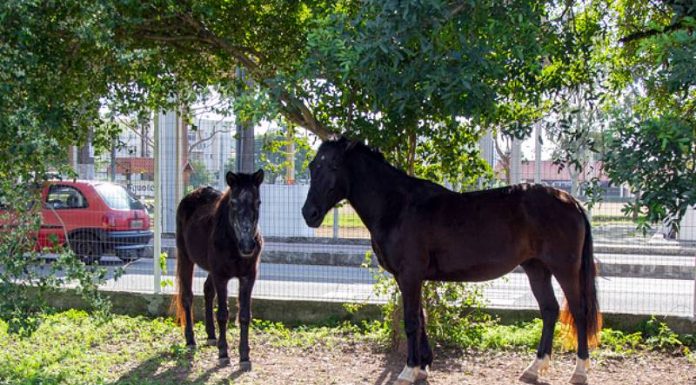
[344, 151, 413, 233]
[213, 196, 235, 246]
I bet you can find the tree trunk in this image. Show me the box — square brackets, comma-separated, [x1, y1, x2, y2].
[285, 124, 295, 184]
[406, 130, 416, 176]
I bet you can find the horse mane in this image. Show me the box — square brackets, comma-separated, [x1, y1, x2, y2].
[340, 138, 444, 191]
[212, 189, 234, 250]
[348, 140, 387, 162]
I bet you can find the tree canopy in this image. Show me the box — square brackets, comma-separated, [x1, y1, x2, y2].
[1, 0, 694, 228]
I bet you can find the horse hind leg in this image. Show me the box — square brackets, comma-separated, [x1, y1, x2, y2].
[175, 249, 196, 348]
[556, 271, 591, 385]
[203, 275, 217, 346]
[520, 260, 559, 383]
[417, 307, 432, 380]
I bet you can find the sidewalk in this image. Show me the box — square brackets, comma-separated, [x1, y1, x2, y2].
[157, 237, 696, 280]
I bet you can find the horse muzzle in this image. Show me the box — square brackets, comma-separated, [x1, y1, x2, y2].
[302, 204, 324, 228]
[239, 239, 257, 258]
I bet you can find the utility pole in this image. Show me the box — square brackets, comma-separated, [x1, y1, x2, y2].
[510, 137, 521, 184]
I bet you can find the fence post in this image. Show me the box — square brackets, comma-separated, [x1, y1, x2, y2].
[153, 112, 162, 294]
[534, 124, 542, 184]
[333, 207, 339, 239]
[693, 253, 696, 319]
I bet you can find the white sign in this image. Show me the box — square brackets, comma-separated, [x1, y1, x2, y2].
[128, 181, 155, 197]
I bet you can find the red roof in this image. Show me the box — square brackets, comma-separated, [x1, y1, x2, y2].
[115, 157, 154, 175]
[496, 160, 610, 182]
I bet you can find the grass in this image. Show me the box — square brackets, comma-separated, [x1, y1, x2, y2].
[0, 311, 693, 385]
[319, 207, 366, 229]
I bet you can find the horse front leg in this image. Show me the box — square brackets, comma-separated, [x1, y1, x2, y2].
[213, 277, 231, 366]
[394, 276, 426, 385]
[237, 275, 256, 372]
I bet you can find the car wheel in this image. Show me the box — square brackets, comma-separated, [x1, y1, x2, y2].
[70, 233, 102, 265]
[117, 252, 139, 263]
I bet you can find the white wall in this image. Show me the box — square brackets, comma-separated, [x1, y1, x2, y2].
[259, 184, 315, 237]
[678, 206, 696, 241]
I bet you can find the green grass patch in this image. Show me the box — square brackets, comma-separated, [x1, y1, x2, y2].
[320, 208, 366, 228]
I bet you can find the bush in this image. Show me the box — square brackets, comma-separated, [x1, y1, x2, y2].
[0, 181, 113, 335]
[365, 252, 491, 349]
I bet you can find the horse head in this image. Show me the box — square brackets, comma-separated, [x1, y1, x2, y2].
[302, 136, 357, 228]
[225, 169, 264, 257]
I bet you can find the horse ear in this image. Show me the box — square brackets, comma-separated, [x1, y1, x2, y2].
[253, 169, 264, 186]
[345, 139, 358, 152]
[226, 171, 238, 187]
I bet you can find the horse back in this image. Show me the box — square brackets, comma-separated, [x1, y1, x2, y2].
[393, 184, 587, 281]
[176, 187, 221, 270]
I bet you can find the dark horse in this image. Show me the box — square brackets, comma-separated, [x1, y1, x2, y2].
[174, 169, 264, 371]
[302, 138, 600, 385]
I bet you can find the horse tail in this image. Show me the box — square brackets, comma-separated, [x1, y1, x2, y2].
[560, 211, 602, 348]
[172, 207, 194, 329]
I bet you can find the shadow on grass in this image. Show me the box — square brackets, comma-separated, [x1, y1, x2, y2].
[108, 348, 248, 385]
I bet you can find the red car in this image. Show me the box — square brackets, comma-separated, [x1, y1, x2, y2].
[35, 180, 153, 263]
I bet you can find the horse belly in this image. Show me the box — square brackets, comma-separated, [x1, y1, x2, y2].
[428, 250, 520, 282]
[181, 226, 213, 272]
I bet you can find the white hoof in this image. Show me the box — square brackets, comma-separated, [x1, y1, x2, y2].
[393, 365, 421, 384]
[520, 355, 550, 383]
[568, 357, 589, 384]
[206, 338, 217, 346]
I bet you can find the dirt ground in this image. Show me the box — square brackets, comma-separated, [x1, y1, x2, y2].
[126, 339, 696, 385]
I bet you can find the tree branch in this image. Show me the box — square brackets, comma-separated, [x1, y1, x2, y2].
[174, 12, 333, 140]
[140, 34, 202, 42]
[188, 127, 231, 155]
[620, 19, 690, 44]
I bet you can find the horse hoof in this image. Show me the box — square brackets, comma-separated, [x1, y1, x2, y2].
[186, 343, 196, 351]
[569, 372, 587, 384]
[239, 360, 252, 372]
[519, 370, 538, 384]
[206, 339, 217, 346]
[417, 367, 428, 381]
[392, 380, 413, 385]
[218, 357, 230, 367]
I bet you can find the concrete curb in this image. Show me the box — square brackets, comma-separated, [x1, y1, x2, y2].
[51, 288, 696, 334]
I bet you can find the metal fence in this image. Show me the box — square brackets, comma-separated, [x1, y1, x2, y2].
[59, 116, 696, 320]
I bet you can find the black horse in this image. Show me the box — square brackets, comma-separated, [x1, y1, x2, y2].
[174, 169, 264, 371]
[302, 138, 600, 385]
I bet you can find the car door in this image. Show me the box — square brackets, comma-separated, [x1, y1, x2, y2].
[40, 184, 90, 249]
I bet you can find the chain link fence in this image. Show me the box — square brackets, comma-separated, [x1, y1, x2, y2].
[51, 117, 696, 320]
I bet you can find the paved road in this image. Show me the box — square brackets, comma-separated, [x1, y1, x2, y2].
[98, 256, 696, 318]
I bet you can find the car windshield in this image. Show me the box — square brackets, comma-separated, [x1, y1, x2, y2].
[95, 183, 145, 210]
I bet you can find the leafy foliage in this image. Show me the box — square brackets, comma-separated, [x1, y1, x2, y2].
[256, 127, 315, 184]
[601, 1, 696, 229]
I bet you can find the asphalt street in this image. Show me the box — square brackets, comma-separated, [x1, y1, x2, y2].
[96, 255, 695, 318]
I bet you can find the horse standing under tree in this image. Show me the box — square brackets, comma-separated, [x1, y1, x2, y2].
[174, 170, 264, 371]
[302, 138, 601, 385]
